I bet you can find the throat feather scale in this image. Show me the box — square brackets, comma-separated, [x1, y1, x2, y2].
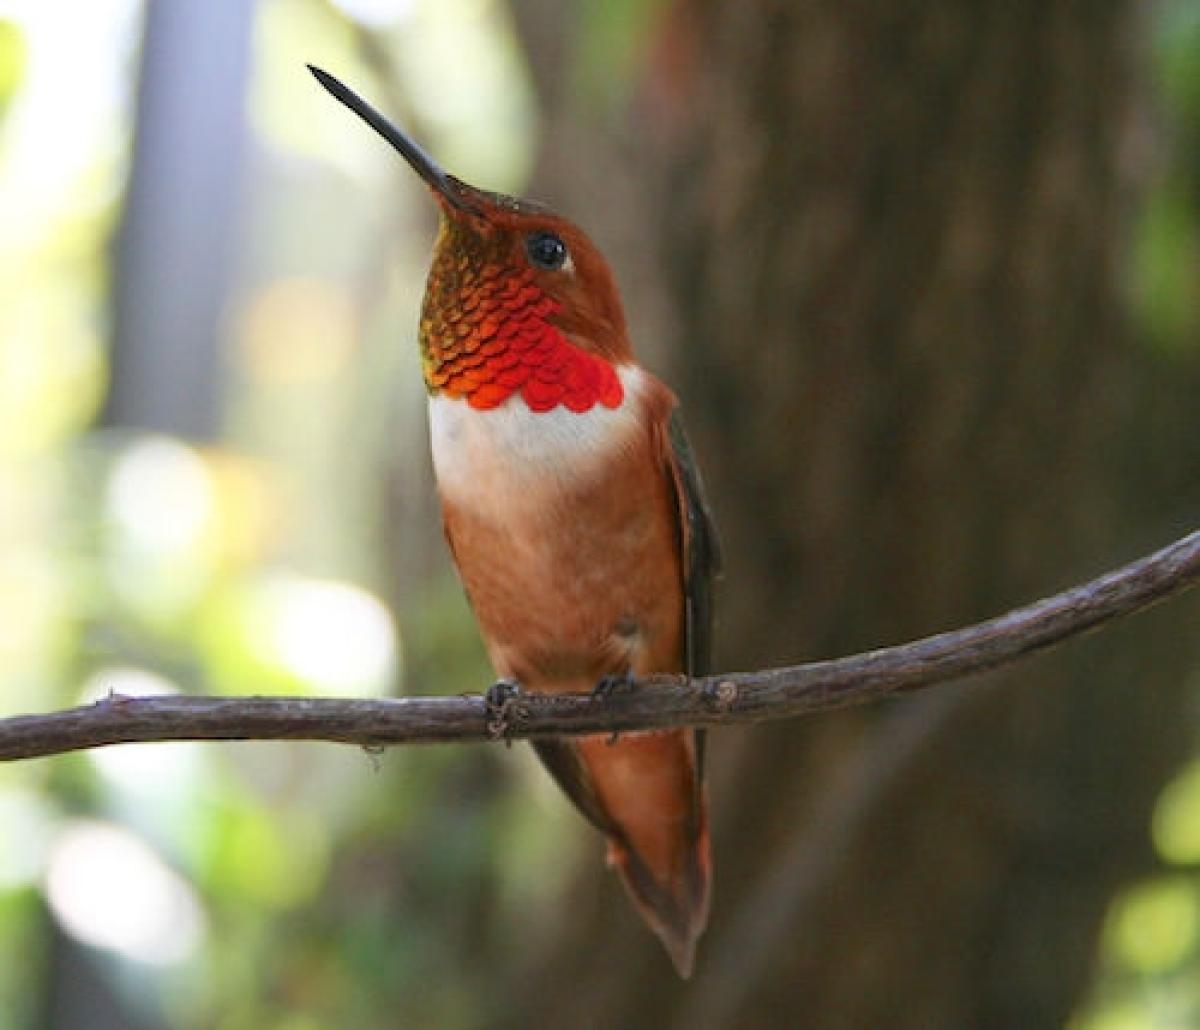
[420, 230, 623, 414]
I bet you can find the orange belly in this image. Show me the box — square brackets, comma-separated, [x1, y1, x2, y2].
[430, 371, 685, 690]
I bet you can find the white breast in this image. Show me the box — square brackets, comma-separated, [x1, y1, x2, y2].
[428, 364, 647, 514]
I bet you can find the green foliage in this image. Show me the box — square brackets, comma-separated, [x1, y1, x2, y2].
[0, 19, 26, 112]
[1131, 0, 1200, 354]
[0, 889, 46, 1030]
[1157, 0, 1200, 130]
[1154, 758, 1200, 864]
[576, 0, 671, 112]
[1131, 185, 1200, 352]
[1075, 5, 1200, 1027]
[1107, 878, 1200, 975]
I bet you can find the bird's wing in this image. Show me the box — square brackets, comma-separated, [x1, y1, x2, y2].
[657, 406, 721, 787]
[661, 407, 722, 681]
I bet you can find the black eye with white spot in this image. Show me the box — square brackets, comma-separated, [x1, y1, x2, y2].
[525, 230, 569, 271]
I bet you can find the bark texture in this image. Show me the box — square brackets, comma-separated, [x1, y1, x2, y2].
[504, 1, 1200, 1025]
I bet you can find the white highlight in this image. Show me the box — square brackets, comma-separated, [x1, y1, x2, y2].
[45, 821, 205, 966]
[265, 575, 399, 696]
[107, 437, 214, 554]
[0, 0, 140, 253]
[329, 0, 416, 27]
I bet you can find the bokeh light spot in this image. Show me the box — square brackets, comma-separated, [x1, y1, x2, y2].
[1105, 877, 1199, 974]
[268, 575, 399, 695]
[107, 436, 215, 554]
[1153, 758, 1200, 864]
[45, 820, 205, 966]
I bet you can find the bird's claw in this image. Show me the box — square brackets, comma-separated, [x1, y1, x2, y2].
[591, 670, 637, 700]
[485, 679, 523, 743]
[592, 671, 637, 745]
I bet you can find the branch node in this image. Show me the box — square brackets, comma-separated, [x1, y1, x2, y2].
[705, 680, 740, 711]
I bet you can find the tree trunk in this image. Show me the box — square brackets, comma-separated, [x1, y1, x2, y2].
[504, 1, 1200, 1025]
[104, 0, 255, 437]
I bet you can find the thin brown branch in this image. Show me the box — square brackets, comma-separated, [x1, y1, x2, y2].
[2, 530, 1198, 763]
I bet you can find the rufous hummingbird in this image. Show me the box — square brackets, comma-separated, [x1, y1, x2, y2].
[311, 66, 720, 977]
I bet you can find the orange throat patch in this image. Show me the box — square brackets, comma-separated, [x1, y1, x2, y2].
[420, 240, 623, 414]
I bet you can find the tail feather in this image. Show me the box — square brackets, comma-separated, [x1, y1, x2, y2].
[606, 802, 711, 978]
[572, 728, 710, 976]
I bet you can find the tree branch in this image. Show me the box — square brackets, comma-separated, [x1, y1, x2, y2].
[2, 530, 1198, 763]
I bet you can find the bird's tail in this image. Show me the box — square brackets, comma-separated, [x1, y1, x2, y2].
[574, 728, 711, 977]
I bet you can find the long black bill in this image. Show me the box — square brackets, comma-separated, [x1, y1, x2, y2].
[307, 65, 479, 215]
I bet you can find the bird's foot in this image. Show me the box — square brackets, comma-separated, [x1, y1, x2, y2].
[591, 671, 637, 745]
[591, 670, 637, 700]
[484, 679, 522, 743]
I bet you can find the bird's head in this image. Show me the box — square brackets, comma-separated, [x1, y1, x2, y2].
[310, 66, 630, 413]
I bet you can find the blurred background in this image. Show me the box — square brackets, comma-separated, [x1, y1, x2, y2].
[1, 0, 1199, 1026]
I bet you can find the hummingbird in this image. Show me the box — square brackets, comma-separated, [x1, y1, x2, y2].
[310, 66, 720, 977]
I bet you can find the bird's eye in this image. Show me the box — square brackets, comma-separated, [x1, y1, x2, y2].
[525, 231, 569, 271]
